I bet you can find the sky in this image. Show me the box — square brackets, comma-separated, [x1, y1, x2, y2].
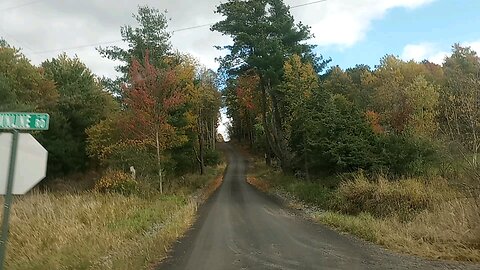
[1, 0, 479, 138]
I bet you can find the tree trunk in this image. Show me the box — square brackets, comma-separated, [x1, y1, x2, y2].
[270, 92, 292, 173]
[156, 130, 163, 194]
[266, 146, 272, 166]
[198, 117, 205, 175]
[212, 117, 216, 149]
[260, 75, 280, 166]
[304, 133, 310, 181]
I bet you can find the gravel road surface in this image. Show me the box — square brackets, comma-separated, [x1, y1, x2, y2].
[158, 144, 478, 270]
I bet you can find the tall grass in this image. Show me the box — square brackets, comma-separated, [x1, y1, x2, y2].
[333, 174, 457, 220]
[318, 196, 480, 261]
[2, 192, 194, 269]
[247, 158, 480, 262]
[1, 163, 226, 269]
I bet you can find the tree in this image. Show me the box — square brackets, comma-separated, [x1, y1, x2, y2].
[41, 54, 116, 173]
[322, 66, 355, 101]
[366, 55, 440, 136]
[212, 0, 329, 172]
[441, 44, 480, 171]
[280, 55, 319, 179]
[404, 76, 439, 137]
[309, 94, 379, 173]
[97, 5, 171, 95]
[192, 68, 222, 174]
[122, 51, 187, 193]
[0, 46, 58, 111]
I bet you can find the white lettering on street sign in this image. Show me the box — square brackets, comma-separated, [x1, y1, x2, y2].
[0, 113, 49, 130]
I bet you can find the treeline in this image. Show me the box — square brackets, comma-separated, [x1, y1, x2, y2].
[217, 0, 479, 182]
[0, 6, 222, 192]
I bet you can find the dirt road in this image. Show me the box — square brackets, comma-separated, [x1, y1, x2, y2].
[158, 144, 476, 270]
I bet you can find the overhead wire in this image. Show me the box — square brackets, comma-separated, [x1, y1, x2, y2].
[24, 0, 328, 55]
[0, 0, 45, 11]
[0, 0, 49, 51]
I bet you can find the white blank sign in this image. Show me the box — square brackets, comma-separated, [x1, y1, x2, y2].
[0, 133, 48, 195]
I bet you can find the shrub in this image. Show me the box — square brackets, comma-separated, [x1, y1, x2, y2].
[94, 170, 137, 195]
[287, 182, 334, 208]
[204, 149, 221, 166]
[306, 94, 381, 174]
[378, 134, 439, 176]
[334, 173, 453, 221]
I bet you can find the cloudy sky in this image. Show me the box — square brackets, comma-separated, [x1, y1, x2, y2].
[1, 0, 479, 137]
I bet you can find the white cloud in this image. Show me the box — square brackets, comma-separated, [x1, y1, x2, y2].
[427, 51, 450, 65]
[465, 41, 480, 54]
[401, 40, 480, 65]
[292, 0, 435, 47]
[0, 0, 437, 77]
[401, 43, 435, 62]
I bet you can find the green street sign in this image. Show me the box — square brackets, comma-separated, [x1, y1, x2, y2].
[0, 112, 50, 131]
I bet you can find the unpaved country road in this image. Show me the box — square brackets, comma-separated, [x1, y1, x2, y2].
[158, 144, 478, 270]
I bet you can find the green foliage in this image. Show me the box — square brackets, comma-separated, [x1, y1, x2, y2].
[0, 46, 58, 111]
[333, 173, 454, 221]
[378, 133, 439, 176]
[440, 44, 480, 172]
[213, 0, 329, 172]
[94, 170, 138, 195]
[97, 5, 171, 95]
[40, 54, 116, 175]
[288, 181, 334, 208]
[309, 94, 380, 173]
[204, 149, 221, 166]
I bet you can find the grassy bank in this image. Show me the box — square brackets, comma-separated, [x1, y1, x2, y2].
[2, 164, 226, 270]
[247, 157, 480, 262]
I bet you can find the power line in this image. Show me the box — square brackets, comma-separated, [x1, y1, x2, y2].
[291, 0, 328, 9]
[32, 40, 123, 54]
[172, 23, 214, 33]
[0, 0, 45, 11]
[29, 0, 328, 55]
[30, 23, 217, 55]
[0, 31, 34, 52]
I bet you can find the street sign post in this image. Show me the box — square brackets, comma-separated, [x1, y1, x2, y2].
[0, 112, 49, 270]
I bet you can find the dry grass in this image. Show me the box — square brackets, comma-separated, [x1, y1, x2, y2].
[2, 193, 194, 270]
[246, 176, 271, 193]
[246, 157, 480, 262]
[317, 196, 480, 262]
[0, 163, 227, 270]
[334, 174, 458, 220]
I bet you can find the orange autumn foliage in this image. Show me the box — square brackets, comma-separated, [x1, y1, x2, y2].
[365, 110, 384, 134]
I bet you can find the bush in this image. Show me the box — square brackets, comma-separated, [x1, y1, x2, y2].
[286, 182, 334, 208]
[333, 173, 453, 221]
[306, 94, 381, 174]
[204, 149, 221, 166]
[94, 170, 137, 195]
[378, 134, 439, 176]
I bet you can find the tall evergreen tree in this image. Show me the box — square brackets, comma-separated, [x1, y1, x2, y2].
[212, 0, 329, 172]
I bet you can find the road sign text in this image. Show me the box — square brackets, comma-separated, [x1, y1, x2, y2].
[0, 113, 49, 130]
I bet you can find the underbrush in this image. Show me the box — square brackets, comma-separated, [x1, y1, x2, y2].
[248, 158, 480, 262]
[317, 197, 480, 261]
[3, 193, 194, 270]
[333, 173, 457, 221]
[2, 162, 226, 269]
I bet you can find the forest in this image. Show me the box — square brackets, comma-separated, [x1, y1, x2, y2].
[1, 6, 222, 194]
[215, 0, 480, 261]
[0, 0, 479, 267]
[0, 6, 225, 269]
[219, 1, 479, 183]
